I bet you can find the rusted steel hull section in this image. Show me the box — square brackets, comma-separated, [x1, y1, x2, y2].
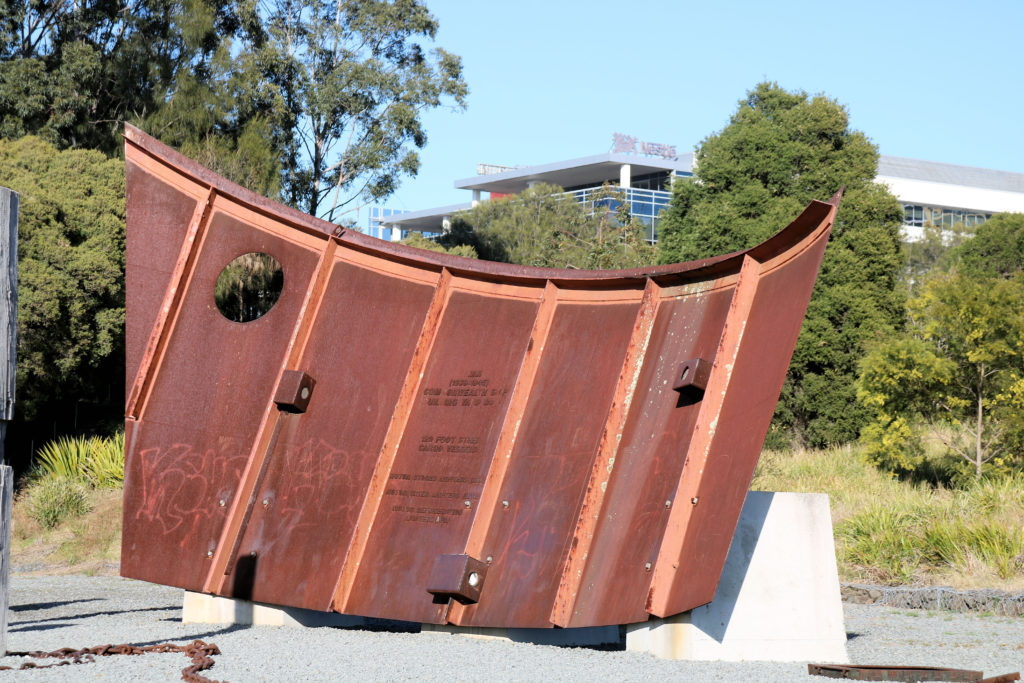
[122, 124, 839, 628]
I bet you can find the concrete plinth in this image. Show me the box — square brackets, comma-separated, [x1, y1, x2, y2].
[182, 491, 846, 660]
[626, 491, 848, 662]
[182, 592, 621, 648]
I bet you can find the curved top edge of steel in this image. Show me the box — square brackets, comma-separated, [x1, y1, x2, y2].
[124, 124, 841, 286]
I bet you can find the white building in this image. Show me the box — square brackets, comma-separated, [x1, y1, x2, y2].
[369, 139, 1024, 244]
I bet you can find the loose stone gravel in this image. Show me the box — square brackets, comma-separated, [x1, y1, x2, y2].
[0, 575, 1021, 682]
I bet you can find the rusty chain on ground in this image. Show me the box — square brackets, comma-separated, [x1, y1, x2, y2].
[0, 639, 224, 682]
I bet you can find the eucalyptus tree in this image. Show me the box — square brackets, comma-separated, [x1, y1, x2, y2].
[253, 0, 468, 220]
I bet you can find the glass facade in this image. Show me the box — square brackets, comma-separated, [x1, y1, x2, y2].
[367, 206, 406, 240]
[902, 204, 990, 230]
[568, 186, 672, 242]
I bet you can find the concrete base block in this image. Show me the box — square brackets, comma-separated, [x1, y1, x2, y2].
[182, 592, 369, 628]
[182, 592, 621, 648]
[626, 491, 848, 662]
[183, 491, 845, 659]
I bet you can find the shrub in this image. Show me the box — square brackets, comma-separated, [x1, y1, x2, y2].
[86, 432, 125, 488]
[34, 431, 124, 487]
[36, 435, 91, 481]
[24, 477, 92, 529]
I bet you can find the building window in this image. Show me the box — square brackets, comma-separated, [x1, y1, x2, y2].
[903, 205, 924, 227]
[901, 204, 990, 231]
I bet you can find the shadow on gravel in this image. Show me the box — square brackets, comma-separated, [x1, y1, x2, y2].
[9, 622, 78, 633]
[132, 624, 251, 646]
[9, 606, 176, 631]
[10, 598, 102, 612]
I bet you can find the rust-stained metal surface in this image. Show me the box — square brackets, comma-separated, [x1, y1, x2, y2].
[808, 663, 1018, 682]
[122, 124, 839, 628]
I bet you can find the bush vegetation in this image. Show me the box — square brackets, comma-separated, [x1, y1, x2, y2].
[752, 445, 1024, 589]
[20, 431, 124, 529]
[22, 477, 92, 530]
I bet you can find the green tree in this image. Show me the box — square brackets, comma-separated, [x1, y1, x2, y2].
[0, 136, 124, 420]
[253, 0, 467, 221]
[0, 0, 246, 155]
[442, 183, 656, 269]
[947, 212, 1024, 279]
[658, 82, 905, 446]
[857, 272, 1024, 479]
[400, 231, 477, 259]
[901, 220, 972, 295]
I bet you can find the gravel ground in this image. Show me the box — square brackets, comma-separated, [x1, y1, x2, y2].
[0, 575, 1020, 682]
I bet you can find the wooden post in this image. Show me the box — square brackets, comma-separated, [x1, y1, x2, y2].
[0, 187, 17, 656]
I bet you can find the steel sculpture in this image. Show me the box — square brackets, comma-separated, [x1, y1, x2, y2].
[122, 124, 840, 629]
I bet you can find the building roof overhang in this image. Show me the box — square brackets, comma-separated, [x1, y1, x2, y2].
[454, 152, 695, 194]
[380, 201, 473, 231]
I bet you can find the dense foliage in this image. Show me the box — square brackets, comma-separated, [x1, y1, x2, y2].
[0, 0, 253, 151]
[0, 0, 466, 211]
[256, 0, 468, 220]
[946, 213, 1024, 279]
[0, 136, 124, 421]
[658, 82, 905, 446]
[0, 0, 466, 460]
[439, 183, 656, 269]
[858, 215, 1024, 480]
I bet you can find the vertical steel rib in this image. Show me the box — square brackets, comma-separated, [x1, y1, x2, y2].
[647, 254, 762, 616]
[126, 186, 214, 420]
[203, 238, 337, 594]
[446, 280, 560, 625]
[549, 277, 661, 627]
[331, 268, 453, 612]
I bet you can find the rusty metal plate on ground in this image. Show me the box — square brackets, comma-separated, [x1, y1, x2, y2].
[807, 663, 1012, 682]
[121, 124, 839, 628]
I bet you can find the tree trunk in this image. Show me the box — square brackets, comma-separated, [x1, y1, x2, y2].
[975, 363, 984, 478]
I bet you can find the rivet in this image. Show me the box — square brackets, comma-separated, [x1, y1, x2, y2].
[467, 572, 481, 587]
[300, 387, 310, 400]
[486, 555, 493, 564]
[644, 562, 652, 571]
[691, 496, 699, 505]
[207, 550, 213, 558]
[665, 499, 672, 508]
[250, 551, 257, 557]
[218, 499, 225, 507]
[502, 500, 509, 509]
[464, 500, 471, 508]
[262, 499, 269, 506]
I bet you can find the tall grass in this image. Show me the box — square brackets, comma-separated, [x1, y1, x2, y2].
[24, 431, 125, 529]
[34, 432, 125, 488]
[752, 446, 1024, 589]
[24, 477, 92, 529]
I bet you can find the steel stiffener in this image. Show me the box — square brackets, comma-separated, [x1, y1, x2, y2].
[122, 124, 840, 628]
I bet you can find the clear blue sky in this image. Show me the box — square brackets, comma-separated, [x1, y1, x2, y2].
[368, 0, 1024, 223]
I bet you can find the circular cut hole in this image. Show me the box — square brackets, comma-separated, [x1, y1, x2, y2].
[467, 572, 480, 587]
[214, 252, 284, 322]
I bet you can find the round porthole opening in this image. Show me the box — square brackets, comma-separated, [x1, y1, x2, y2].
[214, 252, 284, 323]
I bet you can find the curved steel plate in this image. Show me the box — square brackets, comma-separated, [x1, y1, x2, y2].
[121, 124, 838, 628]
